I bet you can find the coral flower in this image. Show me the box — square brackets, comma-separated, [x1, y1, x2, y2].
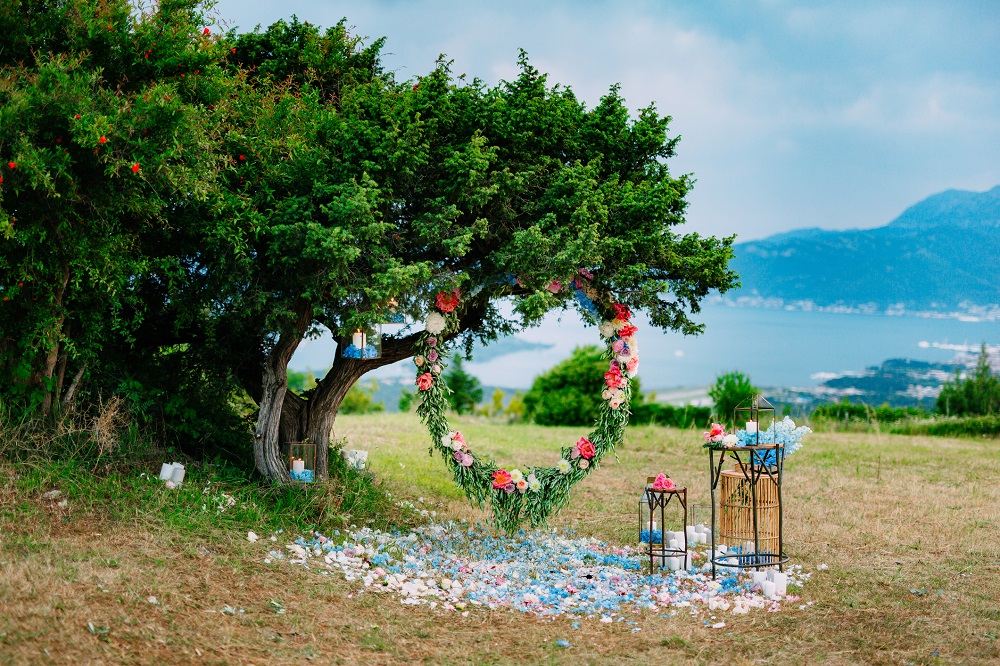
[575, 437, 596, 459]
[416, 372, 433, 391]
[435, 290, 460, 313]
[620, 324, 638, 339]
[491, 469, 512, 489]
[613, 302, 632, 321]
[98, 136, 107, 144]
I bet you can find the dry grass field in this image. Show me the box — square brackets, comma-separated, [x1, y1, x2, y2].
[1, 413, 998, 665]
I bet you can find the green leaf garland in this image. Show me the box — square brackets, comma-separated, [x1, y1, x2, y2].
[414, 302, 638, 534]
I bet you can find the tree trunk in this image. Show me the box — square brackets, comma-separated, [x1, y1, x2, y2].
[253, 302, 312, 482]
[39, 263, 71, 417]
[277, 331, 422, 479]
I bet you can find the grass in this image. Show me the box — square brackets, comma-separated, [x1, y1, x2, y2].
[1, 413, 999, 664]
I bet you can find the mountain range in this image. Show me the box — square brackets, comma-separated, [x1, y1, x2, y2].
[726, 186, 1000, 315]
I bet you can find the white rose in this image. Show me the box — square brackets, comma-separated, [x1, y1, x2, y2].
[441, 435, 453, 447]
[451, 439, 464, 451]
[557, 459, 572, 475]
[425, 312, 447, 335]
[432, 364, 442, 374]
[722, 434, 739, 446]
[602, 388, 613, 400]
[609, 398, 622, 410]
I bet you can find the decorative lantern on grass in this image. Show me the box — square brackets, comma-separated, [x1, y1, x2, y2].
[289, 441, 316, 482]
[638, 476, 688, 575]
[341, 325, 382, 359]
[735, 394, 774, 446]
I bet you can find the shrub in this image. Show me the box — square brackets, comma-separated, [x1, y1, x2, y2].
[523, 346, 608, 426]
[629, 403, 711, 428]
[445, 357, 483, 415]
[340, 379, 385, 415]
[937, 344, 1000, 417]
[708, 371, 758, 428]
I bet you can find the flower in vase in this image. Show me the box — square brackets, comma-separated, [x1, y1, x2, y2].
[557, 459, 572, 474]
[425, 312, 446, 335]
[492, 469, 512, 489]
[703, 423, 726, 443]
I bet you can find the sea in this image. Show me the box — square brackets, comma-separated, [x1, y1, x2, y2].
[290, 303, 999, 392]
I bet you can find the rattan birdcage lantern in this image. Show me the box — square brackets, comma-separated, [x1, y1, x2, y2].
[734, 394, 775, 446]
[289, 441, 316, 482]
[341, 325, 382, 359]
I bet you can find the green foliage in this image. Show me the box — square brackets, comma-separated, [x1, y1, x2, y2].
[629, 403, 711, 428]
[398, 388, 416, 413]
[708, 371, 758, 427]
[888, 415, 1000, 439]
[505, 393, 527, 421]
[340, 379, 384, 415]
[937, 345, 1000, 416]
[444, 357, 483, 415]
[287, 370, 317, 394]
[810, 400, 931, 427]
[523, 346, 608, 426]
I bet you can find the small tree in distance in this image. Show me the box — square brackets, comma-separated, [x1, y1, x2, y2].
[708, 371, 758, 428]
[445, 357, 483, 415]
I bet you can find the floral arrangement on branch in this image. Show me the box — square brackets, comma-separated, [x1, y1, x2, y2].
[414, 286, 639, 534]
[701, 417, 811, 467]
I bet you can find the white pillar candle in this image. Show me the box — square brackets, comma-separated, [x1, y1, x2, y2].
[761, 580, 776, 597]
[746, 421, 758, 433]
[159, 463, 174, 480]
[752, 571, 767, 585]
[686, 526, 697, 542]
[667, 539, 678, 550]
[766, 569, 776, 582]
[352, 330, 365, 349]
[773, 572, 788, 595]
[170, 465, 185, 484]
[666, 556, 679, 570]
[292, 458, 305, 473]
[685, 553, 692, 569]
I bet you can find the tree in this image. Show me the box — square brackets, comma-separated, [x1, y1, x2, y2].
[524, 346, 612, 426]
[937, 344, 1000, 416]
[708, 371, 758, 428]
[0, 0, 229, 416]
[340, 379, 385, 415]
[444, 357, 483, 414]
[1, 7, 740, 484]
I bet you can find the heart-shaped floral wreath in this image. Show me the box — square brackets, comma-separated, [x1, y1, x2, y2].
[413, 287, 639, 534]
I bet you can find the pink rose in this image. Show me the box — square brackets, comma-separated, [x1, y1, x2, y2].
[604, 367, 623, 389]
[427, 349, 439, 362]
[453, 450, 465, 464]
[452, 431, 466, 446]
[611, 339, 626, 354]
[546, 279, 563, 293]
[651, 473, 675, 491]
[435, 290, 460, 313]
[416, 372, 433, 391]
[461, 453, 473, 467]
[626, 357, 639, 373]
[426, 336, 438, 347]
[575, 437, 596, 460]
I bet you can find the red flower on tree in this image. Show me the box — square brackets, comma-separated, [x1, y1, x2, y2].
[435, 290, 460, 313]
[98, 136, 107, 144]
[613, 302, 632, 321]
[202, 27, 210, 35]
[619, 324, 638, 339]
[131, 163, 140, 173]
[7, 162, 15, 169]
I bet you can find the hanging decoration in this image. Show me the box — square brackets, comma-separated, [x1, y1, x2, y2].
[414, 279, 639, 534]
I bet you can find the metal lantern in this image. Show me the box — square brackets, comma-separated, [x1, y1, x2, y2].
[734, 394, 775, 446]
[289, 441, 316, 482]
[341, 324, 382, 359]
[637, 477, 689, 574]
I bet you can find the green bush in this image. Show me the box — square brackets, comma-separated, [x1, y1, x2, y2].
[888, 415, 1000, 438]
[708, 371, 758, 427]
[629, 403, 711, 428]
[937, 344, 1000, 416]
[339, 379, 385, 415]
[523, 346, 609, 426]
[811, 400, 931, 425]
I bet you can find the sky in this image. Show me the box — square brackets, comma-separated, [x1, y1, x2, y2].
[211, 0, 1000, 241]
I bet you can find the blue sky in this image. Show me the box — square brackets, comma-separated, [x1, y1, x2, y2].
[212, 0, 999, 241]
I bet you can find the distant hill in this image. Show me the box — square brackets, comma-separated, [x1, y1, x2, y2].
[727, 186, 1000, 314]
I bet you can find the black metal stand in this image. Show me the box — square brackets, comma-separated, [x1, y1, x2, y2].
[643, 486, 688, 576]
[708, 444, 788, 579]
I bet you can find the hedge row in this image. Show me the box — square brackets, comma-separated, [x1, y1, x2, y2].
[629, 403, 712, 429]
